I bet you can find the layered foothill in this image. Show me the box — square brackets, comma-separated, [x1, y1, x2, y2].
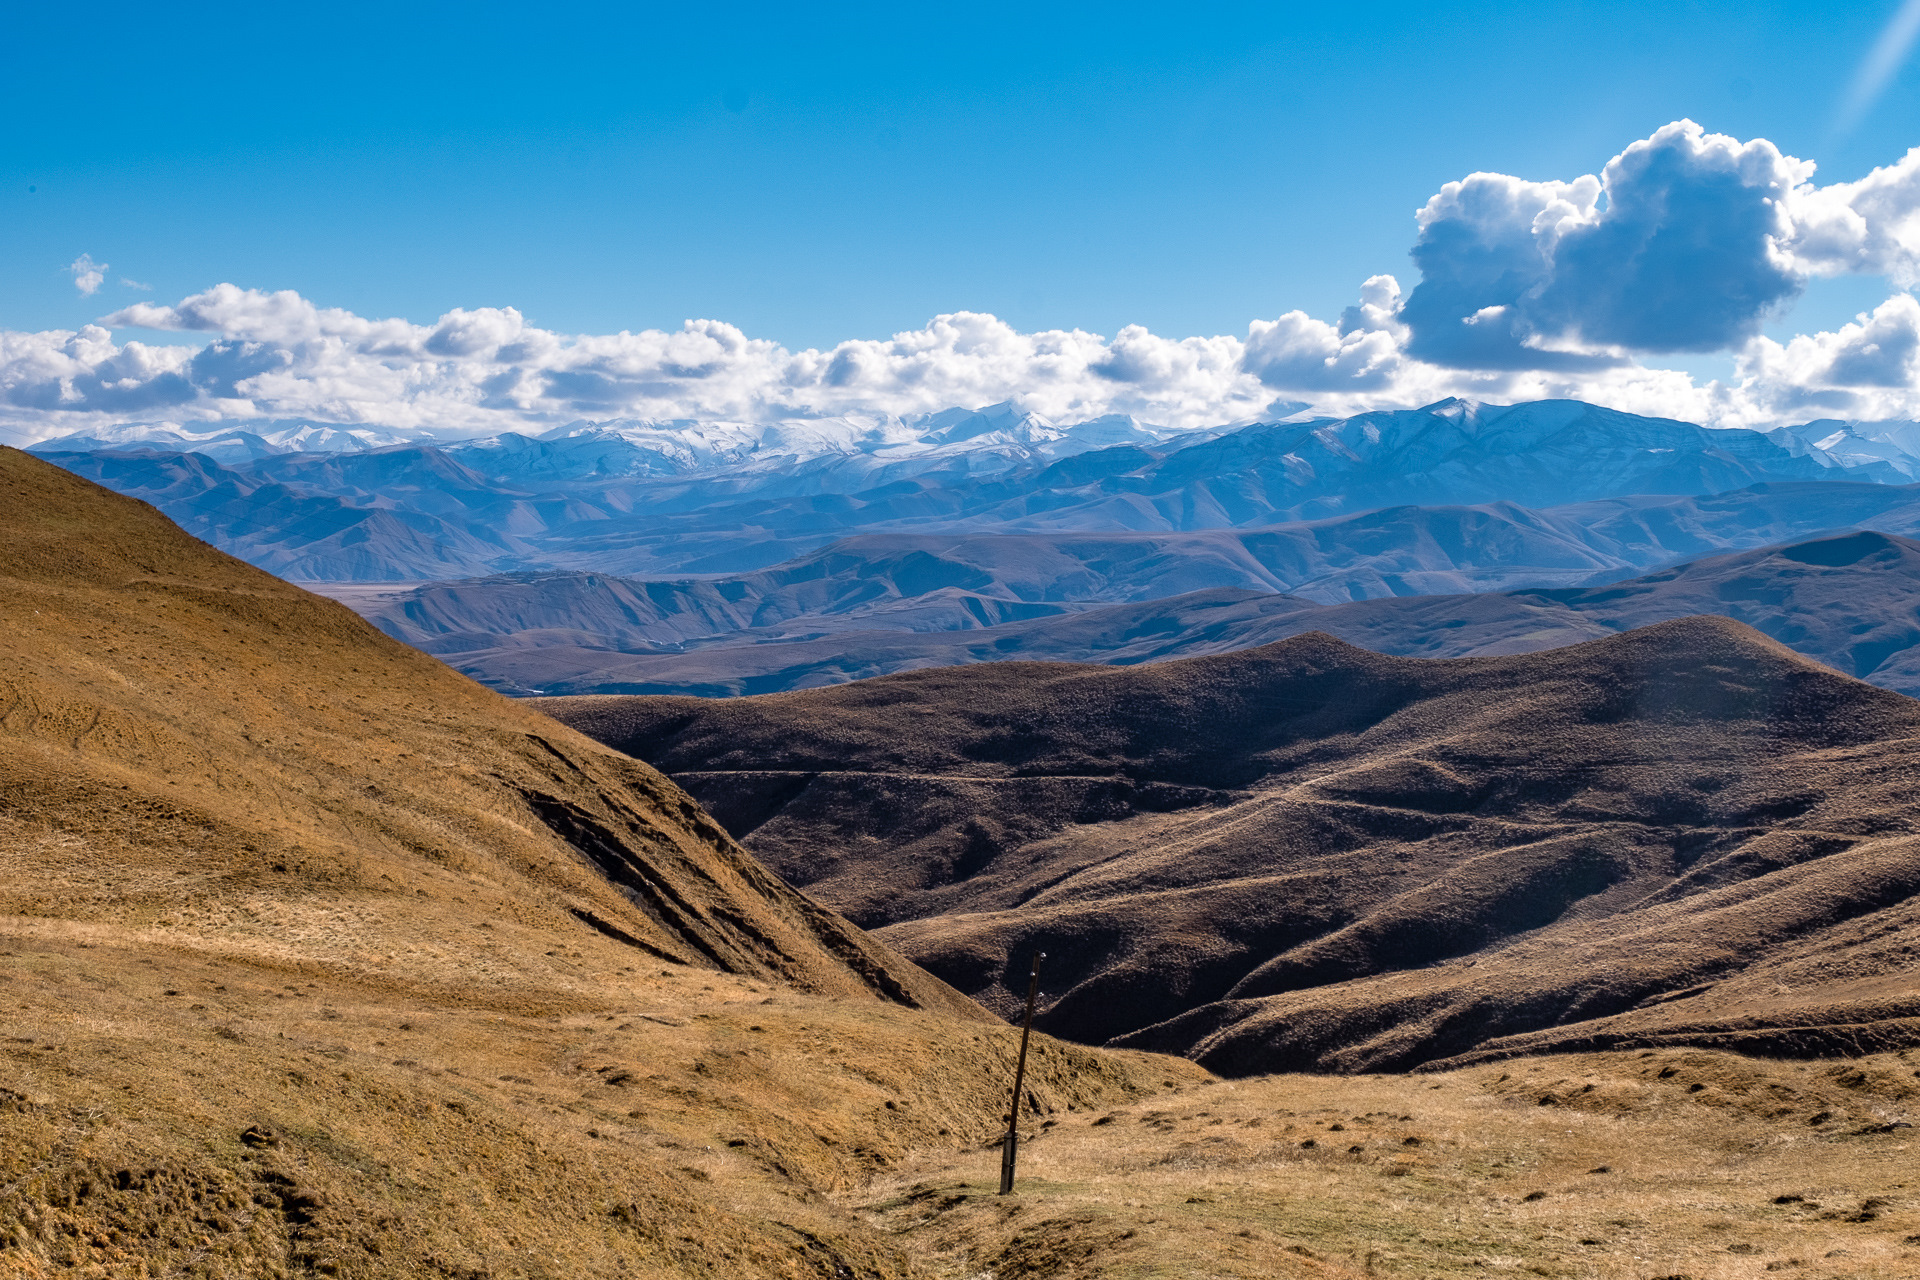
[331, 495, 1920, 700]
[539, 618, 1920, 1074]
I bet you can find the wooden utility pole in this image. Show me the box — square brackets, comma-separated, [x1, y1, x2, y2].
[998, 950, 1044, 1195]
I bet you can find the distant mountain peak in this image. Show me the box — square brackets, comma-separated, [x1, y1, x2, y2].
[1418, 395, 1479, 419]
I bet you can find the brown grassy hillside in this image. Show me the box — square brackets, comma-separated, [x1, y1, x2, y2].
[537, 618, 1920, 1074]
[854, 1045, 1920, 1279]
[4, 445, 1207, 1278]
[0, 444, 972, 1011]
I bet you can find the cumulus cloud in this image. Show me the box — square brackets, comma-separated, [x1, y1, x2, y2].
[6, 120, 1920, 443]
[1737, 294, 1920, 416]
[64, 283, 1435, 430]
[68, 255, 107, 297]
[0, 278, 1892, 444]
[0, 279, 1436, 438]
[1404, 122, 1814, 366]
[0, 285, 1291, 433]
[1403, 121, 1920, 373]
[0, 325, 196, 418]
[1793, 146, 1920, 285]
[1242, 275, 1409, 390]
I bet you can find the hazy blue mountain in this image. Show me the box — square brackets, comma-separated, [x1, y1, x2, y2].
[328, 511, 1920, 697]
[1769, 417, 1920, 479]
[32, 397, 1912, 581]
[1514, 528, 1920, 690]
[993, 398, 1899, 526]
[516, 399, 1915, 576]
[42, 448, 531, 581]
[380, 587, 1608, 698]
[341, 501, 1649, 663]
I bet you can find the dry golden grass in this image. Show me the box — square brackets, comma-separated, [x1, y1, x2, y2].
[856, 1048, 1920, 1279]
[14, 900, 1920, 1280]
[0, 446, 975, 1018]
[0, 912, 1197, 1279]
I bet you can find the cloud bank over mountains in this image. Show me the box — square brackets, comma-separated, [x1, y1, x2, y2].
[1404, 122, 1920, 376]
[7, 119, 1920, 442]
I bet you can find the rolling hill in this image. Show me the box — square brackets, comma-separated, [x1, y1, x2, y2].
[343, 524, 1920, 700]
[537, 618, 1920, 1074]
[6, 445, 1223, 1278]
[0, 445, 967, 1010]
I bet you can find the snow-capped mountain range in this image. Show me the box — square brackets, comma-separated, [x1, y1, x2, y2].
[40, 397, 1920, 489]
[34, 402, 1200, 481]
[27, 395, 1920, 584]
[34, 418, 436, 464]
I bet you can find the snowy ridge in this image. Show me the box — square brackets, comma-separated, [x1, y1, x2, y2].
[38, 399, 1920, 485]
[28, 396, 1920, 585]
[37, 419, 442, 465]
[1768, 418, 1920, 479]
[29, 402, 1213, 481]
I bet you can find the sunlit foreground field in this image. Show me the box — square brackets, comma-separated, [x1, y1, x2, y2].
[0, 912, 1182, 1280]
[6, 900, 1916, 1280]
[858, 1046, 1920, 1279]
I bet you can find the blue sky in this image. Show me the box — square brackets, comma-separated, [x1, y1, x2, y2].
[4, 0, 1920, 437]
[5, 0, 1913, 344]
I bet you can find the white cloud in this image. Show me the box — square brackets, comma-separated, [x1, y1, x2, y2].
[57, 285, 1296, 431]
[118, 277, 153, 291]
[1242, 275, 1409, 391]
[1404, 122, 1814, 366]
[1793, 146, 1920, 286]
[0, 274, 1895, 444]
[1403, 121, 1920, 374]
[1737, 294, 1920, 417]
[6, 122, 1920, 444]
[68, 255, 107, 297]
[0, 325, 197, 421]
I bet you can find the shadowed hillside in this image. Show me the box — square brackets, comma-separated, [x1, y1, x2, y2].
[0, 446, 972, 1012]
[538, 619, 1920, 1074]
